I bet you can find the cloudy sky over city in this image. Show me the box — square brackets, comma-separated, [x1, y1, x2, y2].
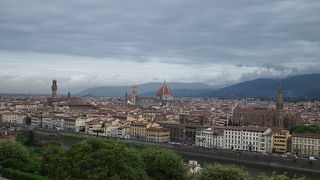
[0, 0, 320, 93]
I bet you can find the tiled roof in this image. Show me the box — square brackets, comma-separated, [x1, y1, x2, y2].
[242, 126, 269, 132]
[132, 122, 149, 126]
[292, 133, 320, 139]
[234, 108, 276, 115]
[224, 126, 269, 132]
[147, 127, 169, 131]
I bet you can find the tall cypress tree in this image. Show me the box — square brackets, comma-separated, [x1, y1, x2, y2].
[24, 130, 36, 146]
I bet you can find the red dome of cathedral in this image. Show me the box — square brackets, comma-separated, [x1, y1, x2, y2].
[156, 81, 173, 96]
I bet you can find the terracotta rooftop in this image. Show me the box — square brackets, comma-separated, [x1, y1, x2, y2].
[242, 126, 269, 132]
[147, 127, 169, 131]
[271, 127, 288, 133]
[234, 108, 276, 115]
[132, 122, 149, 126]
[292, 133, 320, 139]
[224, 126, 243, 130]
[224, 126, 269, 132]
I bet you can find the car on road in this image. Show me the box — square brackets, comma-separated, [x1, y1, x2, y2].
[309, 156, 317, 160]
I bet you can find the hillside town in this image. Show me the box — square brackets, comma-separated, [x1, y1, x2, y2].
[1, 80, 320, 158]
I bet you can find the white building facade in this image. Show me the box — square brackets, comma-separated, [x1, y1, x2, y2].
[224, 126, 273, 153]
[195, 126, 273, 153]
[195, 128, 224, 148]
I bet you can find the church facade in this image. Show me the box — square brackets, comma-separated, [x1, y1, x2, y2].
[232, 86, 301, 130]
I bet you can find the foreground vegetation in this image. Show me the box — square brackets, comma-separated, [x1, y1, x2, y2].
[0, 131, 309, 180]
[291, 125, 320, 134]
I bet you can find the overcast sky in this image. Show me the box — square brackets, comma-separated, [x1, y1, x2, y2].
[0, 0, 320, 94]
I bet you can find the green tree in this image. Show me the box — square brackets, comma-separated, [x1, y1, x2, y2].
[40, 145, 65, 176]
[258, 172, 307, 180]
[24, 130, 36, 146]
[2, 168, 50, 180]
[195, 163, 251, 180]
[16, 132, 27, 144]
[290, 125, 320, 134]
[140, 147, 189, 180]
[44, 139, 150, 180]
[0, 140, 30, 170]
[25, 116, 32, 125]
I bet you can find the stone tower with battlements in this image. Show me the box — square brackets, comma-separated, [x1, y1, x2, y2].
[51, 79, 57, 98]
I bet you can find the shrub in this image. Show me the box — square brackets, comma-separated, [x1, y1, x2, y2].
[43, 139, 150, 180]
[258, 172, 307, 180]
[0, 140, 30, 170]
[2, 168, 49, 180]
[141, 147, 189, 180]
[195, 163, 251, 180]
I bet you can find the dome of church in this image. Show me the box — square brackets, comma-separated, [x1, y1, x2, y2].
[156, 81, 173, 97]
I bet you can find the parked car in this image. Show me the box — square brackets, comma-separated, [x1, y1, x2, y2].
[309, 156, 317, 160]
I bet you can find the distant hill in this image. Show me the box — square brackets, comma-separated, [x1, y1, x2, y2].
[141, 88, 214, 97]
[205, 73, 320, 99]
[78, 74, 320, 99]
[78, 82, 213, 97]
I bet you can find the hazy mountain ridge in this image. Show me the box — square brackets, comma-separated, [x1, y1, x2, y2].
[140, 88, 215, 97]
[206, 73, 320, 98]
[78, 74, 320, 98]
[78, 82, 213, 97]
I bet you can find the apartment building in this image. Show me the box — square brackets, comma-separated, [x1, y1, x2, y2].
[195, 127, 224, 148]
[130, 121, 149, 140]
[146, 127, 170, 143]
[64, 118, 76, 132]
[224, 126, 273, 153]
[272, 129, 291, 153]
[291, 133, 320, 157]
[1, 112, 17, 123]
[110, 126, 130, 139]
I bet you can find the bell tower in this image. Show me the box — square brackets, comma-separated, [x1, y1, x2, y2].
[131, 85, 138, 105]
[51, 79, 57, 98]
[276, 85, 284, 128]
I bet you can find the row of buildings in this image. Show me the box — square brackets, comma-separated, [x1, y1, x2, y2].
[195, 126, 320, 157]
[196, 126, 281, 153]
[4, 109, 319, 157]
[1, 79, 320, 157]
[0, 111, 171, 143]
[2, 109, 320, 157]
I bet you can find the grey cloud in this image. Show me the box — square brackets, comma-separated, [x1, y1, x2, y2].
[0, 0, 320, 92]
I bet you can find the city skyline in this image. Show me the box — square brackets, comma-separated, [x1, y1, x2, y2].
[1, 1, 320, 179]
[1, 0, 320, 93]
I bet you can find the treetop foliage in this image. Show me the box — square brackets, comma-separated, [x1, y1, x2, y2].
[141, 147, 188, 180]
[291, 125, 320, 134]
[258, 172, 307, 180]
[0, 136, 311, 180]
[42, 139, 150, 180]
[195, 163, 251, 180]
